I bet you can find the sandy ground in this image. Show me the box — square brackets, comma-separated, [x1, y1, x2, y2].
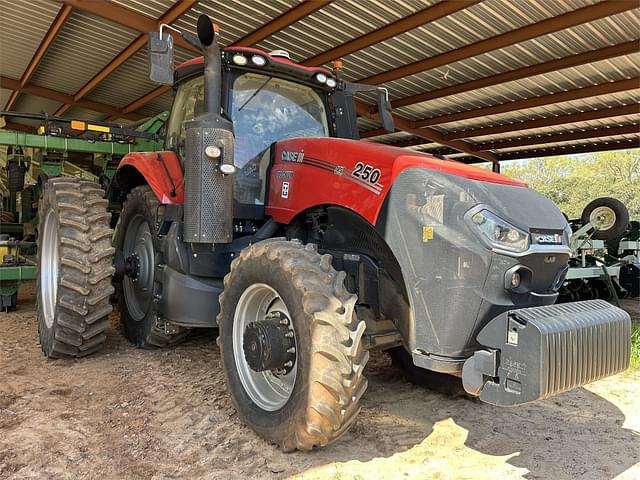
[1, 283, 639, 480]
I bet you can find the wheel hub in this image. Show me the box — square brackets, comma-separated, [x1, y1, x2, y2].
[124, 252, 140, 281]
[590, 206, 616, 231]
[243, 311, 296, 374]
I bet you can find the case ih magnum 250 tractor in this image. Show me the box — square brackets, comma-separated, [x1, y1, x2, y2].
[37, 16, 631, 450]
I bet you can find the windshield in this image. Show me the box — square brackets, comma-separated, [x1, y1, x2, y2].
[232, 72, 329, 169]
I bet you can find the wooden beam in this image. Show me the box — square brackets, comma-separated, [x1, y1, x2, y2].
[354, 99, 498, 164]
[473, 124, 640, 152]
[359, 1, 636, 85]
[109, 1, 333, 120]
[496, 139, 639, 161]
[234, 0, 332, 46]
[0, 75, 144, 121]
[58, 0, 199, 54]
[392, 40, 639, 109]
[105, 85, 171, 121]
[414, 77, 639, 127]
[302, 0, 477, 66]
[48, 1, 197, 118]
[4, 4, 73, 111]
[445, 104, 639, 140]
[1, 121, 36, 133]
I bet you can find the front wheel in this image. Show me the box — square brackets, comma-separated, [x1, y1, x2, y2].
[218, 239, 369, 450]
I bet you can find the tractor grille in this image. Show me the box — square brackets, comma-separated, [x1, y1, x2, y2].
[184, 126, 234, 244]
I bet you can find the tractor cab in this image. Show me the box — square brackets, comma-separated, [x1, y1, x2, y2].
[166, 48, 337, 206]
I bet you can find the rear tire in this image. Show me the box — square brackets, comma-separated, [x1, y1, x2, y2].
[218, 239, 369, 450]
[37, 177, 115, 358]
[581, 197, 629, 240]
[116, 185, 188, 348]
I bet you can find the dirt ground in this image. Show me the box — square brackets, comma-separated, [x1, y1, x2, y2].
[1, 283, 639, 480]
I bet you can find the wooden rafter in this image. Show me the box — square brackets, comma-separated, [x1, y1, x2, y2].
[58, 0, 199, 54]
[0, 75, 144, 121]
[359, 1, 636, 85]
[444, 104, 639, 140]
[391, 40, 639, 109]
[234, 0, 331, 46]
[54, 0, 198, 117]
[414, 77, 639, 127]
[104, 0, 334, 120]
[472, 124, 640, 152]
[353, 100, 498, 164]
[455, 138, 640, 162]
[4, 4, 73, 111]
[302, 0, 477, 66]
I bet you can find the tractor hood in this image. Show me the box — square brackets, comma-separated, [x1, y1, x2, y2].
[267, 137, 566, 232]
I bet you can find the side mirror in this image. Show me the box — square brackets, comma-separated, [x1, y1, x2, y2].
[377, 89, 394, 133]
[148, 31, 174, 85]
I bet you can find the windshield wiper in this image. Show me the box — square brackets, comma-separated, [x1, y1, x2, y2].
[238, 77, 272, 112]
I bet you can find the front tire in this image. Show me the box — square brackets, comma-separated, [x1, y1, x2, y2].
[218, 239, 369, 450]
[37, 177, 114, 358]
[116, 185, 188, 348]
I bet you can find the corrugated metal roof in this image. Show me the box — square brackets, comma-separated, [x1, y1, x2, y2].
[64, 106, 109, 123]
[174, 0, 300, 47]
[86, 47, 190, 109]
[0, 0, 63, 80]
[13, 94, 62, 114]
[0, 89, 11, 108]
[29, 10, 141, 95]
[1, 0, 638, 161]
[109, 0, 172, 20]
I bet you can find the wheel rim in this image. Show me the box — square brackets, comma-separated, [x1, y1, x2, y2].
[40, 210, 59, 328]
[122, 214, 155, 321]
[589, 206, 616, 231]
[232, 283, 297, 411]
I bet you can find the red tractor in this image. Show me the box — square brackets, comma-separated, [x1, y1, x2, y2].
[36, 16, 631, 450]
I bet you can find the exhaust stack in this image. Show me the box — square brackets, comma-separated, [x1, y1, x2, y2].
[148, 15, 235, 245]
[183, 16, 235, 244]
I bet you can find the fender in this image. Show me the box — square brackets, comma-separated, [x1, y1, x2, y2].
[113, 151, 184, 204]
[266, 137, 525, 225]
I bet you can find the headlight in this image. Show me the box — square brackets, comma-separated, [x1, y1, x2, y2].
[251, 55, 266, 66]
[232, 54, 248, 66]
[471, 210, 529, 253]
[325, 78, 337, 88]
[315, 72, 327, 83]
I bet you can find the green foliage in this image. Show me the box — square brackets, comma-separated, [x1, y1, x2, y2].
[499, 149, 640, 220]
[631, 324, 640, 371]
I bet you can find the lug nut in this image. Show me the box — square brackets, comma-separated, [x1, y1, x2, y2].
[284, 361, 293, 368]
[287, 347, 296, 354]
[285, 331, 294, 338]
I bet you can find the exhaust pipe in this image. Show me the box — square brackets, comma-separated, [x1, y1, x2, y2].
[183, 16, 235, 244]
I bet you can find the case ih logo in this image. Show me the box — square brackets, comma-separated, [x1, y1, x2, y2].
[534, 233, 562, 245]
[282, 150, 304, 163]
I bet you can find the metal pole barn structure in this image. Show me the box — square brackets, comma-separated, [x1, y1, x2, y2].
[0, 0, 638, 171]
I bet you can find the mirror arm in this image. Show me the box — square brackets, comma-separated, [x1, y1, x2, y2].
[159, 23, 203, 51]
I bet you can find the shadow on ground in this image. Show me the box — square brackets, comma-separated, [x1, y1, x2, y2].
[1, 283, 638, 479]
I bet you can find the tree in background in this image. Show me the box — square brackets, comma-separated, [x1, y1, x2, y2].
[500, 149, 640, 220]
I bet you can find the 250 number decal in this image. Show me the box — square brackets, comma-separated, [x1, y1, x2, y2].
[352, 162, 381, 184]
